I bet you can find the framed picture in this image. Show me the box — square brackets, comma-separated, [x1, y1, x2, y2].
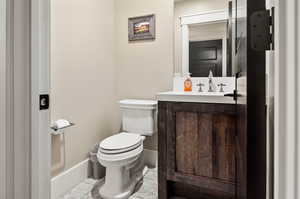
[128, 14, 156, 41]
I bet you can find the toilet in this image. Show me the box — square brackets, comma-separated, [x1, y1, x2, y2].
[97, 99, 157, 199]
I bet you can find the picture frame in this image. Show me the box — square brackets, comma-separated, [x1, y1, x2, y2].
[128, 14, 156, 41]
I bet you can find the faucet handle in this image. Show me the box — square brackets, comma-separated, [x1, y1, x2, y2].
[217, 83, 227, 92]
[197, 83, 205, 92]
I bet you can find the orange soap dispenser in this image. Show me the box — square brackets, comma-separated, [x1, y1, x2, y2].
[184, 73, 193, 92]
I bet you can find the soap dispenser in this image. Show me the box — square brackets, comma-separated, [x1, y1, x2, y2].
[184, 73, 193, 92]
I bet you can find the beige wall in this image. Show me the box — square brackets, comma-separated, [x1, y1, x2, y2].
[114, 0, 174, 150]
[174, 0, 228, 74]
[51, 0, 174, 175]
[51, 0, 118, 176]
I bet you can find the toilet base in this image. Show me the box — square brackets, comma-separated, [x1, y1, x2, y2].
[99, 153, 145, 199]
[100, 185, 134, 199]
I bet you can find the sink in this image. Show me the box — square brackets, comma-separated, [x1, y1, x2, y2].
[158, 91, 229, 96]
[156, 91, 235, 104]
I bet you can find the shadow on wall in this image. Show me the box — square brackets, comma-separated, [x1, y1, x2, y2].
[52, 135, 65, 176]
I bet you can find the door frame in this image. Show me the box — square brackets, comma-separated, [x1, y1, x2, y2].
[274, 0, 300, 198]
[0, 0, 51, 198]
[1, 0, 32, 198]
[0, 0, 8, 197]
[31, 0, 51, 199]
[1, 0, 298, 198]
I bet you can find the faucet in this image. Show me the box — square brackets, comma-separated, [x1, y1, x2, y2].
[208, 70, 216, 92]
[196, 83, 205, 92]
[217, 83, 227, 92]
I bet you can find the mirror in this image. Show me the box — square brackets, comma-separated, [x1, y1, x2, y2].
[174, 0, 232, 77]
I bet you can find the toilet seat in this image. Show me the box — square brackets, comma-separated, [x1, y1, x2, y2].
[99, 132, 143, 155]
[98, 144, 143, 163]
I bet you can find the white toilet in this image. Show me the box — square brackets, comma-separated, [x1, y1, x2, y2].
[97, 99, 157, 199]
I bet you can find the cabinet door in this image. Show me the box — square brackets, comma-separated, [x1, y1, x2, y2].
[166, 103, 236, 198]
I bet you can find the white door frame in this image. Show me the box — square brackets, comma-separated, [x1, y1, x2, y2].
[274, 0, 300, 198]
[1, 0, 32, 198]
[31, 0, 51, 199]
[1, 0, 51, 198]
[0, 0, 8, 197]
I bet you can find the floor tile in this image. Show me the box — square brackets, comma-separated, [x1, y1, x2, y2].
[61, 168, 158, 199]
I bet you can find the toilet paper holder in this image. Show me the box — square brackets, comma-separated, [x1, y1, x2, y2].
[51, 123, 75, 131]
[50, 119, 75, 132]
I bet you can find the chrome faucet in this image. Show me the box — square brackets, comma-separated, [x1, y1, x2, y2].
[196, 83, 205, 92]
[218, 83, 227, 92]
[208, 70, 216, 92]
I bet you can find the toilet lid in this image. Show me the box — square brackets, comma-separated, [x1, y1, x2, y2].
[100, 132, 142, 153]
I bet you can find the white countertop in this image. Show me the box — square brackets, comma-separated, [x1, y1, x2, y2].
[156, 91, 235, 104]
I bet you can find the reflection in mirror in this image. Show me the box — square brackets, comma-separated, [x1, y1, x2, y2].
[174, 0, 232, 77]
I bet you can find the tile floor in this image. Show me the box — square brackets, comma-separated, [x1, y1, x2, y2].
[59, 178, 97, 199]
[60, 168, 158, 199]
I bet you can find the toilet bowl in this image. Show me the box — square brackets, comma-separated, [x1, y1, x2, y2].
[97, 99, 157, 199]
[97, 133, 145, 199]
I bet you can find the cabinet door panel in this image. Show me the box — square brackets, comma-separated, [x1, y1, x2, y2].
[213, 115, 236, 182]
[196, 113, 213, 177]
[176, 112, 199, 175]
[163, 102, 236, 198]
[175, 111, 235, 183]
[176, 112, 213, 177]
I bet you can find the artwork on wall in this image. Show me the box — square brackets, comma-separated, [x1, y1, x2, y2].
[128, 14, 156, 41]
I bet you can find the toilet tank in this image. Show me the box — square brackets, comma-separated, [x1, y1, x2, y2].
[119, 99, 157, 136]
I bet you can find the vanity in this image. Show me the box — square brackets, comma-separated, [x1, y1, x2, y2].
[155, 0, 268, 198]
[159, 0, 240, 197]
[157, 90, 236, 199]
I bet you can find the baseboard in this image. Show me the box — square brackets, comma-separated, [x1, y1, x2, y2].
[51, 150, 157, 199]
[144, 149, 157, 168]
[51, 159, 89, 199]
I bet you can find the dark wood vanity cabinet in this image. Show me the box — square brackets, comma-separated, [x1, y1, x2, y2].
[158, 101, 236, 199]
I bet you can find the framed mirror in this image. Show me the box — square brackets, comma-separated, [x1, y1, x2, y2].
[174, 0, 233, 77]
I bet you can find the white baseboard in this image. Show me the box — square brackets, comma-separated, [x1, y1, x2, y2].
[50, 150, 157, 199]
[51, 159, 89, 199]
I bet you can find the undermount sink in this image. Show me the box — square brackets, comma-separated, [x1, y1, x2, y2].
[156, 91, 235, 104]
